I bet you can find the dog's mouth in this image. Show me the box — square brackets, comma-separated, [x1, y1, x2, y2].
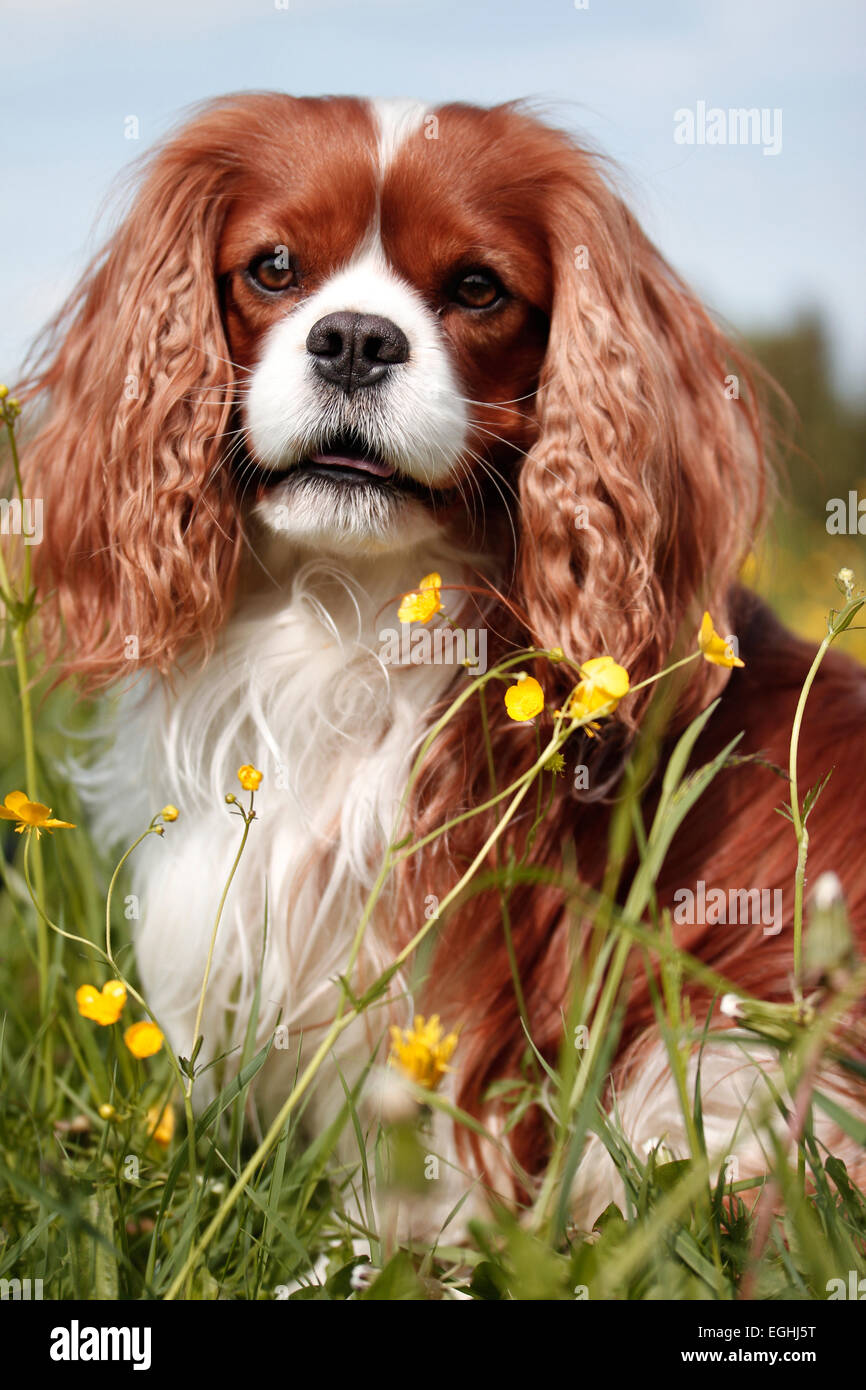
[242, 432, 449, 502]
[302, 436, 396, 484]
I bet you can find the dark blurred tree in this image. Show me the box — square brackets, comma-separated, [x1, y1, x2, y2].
[747, 313, 866, 511]
[742, 314, 866, 661]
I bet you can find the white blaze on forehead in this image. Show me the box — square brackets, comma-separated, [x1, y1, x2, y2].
[370, 97, 429, 172]
[243, 94, 467, 523]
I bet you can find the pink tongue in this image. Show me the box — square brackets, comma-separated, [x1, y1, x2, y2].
[310, 451, 395, 479]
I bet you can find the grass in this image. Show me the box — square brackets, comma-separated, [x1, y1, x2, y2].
[1, 391, 866, 1301]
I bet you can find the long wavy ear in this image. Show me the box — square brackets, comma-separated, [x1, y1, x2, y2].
[518, 135, 769, 727]
[21, 110, 247, 687]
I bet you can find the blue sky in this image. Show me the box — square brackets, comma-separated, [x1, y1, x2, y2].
[2, 0, 864, 396]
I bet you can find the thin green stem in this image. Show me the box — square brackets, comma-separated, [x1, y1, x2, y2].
[788, 592, 864, 990]
[185, 794, 255, 1101]
[479, 682, 532, 1044]
[22, 826, 189, 1091]
[1, 410, 48, 1100]
[105, 827, 163, 962]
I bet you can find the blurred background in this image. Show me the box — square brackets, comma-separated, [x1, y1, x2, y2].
[1, 0, 864, 654]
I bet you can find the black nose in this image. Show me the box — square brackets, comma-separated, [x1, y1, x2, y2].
[305, 312, 409, 393]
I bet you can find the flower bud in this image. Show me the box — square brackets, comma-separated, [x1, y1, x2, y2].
[805, 871, 855, 984]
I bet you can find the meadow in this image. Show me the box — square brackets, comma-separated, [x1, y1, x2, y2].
[1, 320, 865, 1302]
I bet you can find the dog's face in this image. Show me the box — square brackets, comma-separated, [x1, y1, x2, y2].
[219, 100, 549, 552]
[25, 93, 763, 704]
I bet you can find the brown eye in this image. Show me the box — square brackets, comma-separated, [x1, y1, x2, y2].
[453, 270, 502, 309]
[248, 253, 297, 292]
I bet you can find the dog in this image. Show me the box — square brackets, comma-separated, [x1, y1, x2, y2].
[21, 94, 866, 1234]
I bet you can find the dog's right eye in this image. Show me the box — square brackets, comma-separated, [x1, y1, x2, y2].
[248, 253, 297, 292]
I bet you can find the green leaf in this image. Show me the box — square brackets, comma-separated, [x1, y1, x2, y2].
[361, 1251, 427, 1300]
[624, 707, 743, 922]
[150, 1038, 273, 1248]
[813, 1089, 866, 1147]
[652, 1158, 693, 1192]
[90, 1189, 119, 1301]
[469, 1260, 508, 1300]
[802, 768, 834, 823]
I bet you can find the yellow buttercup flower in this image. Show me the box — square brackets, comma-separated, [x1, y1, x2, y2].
[0, 790, 75, 838]
[146, 1103, 175, 1147]
[76, 980, 127, 1026]
[397, 572, 443, 624]
[504, 675, 545, 722]
[237, 765, 263, 792]
[124, 1021, 164, 1058]
[698, 612, 744, 669]
[161, 804, 179, 822]
[567, 656, 630, 730]
[388, 1014, 459, 1091]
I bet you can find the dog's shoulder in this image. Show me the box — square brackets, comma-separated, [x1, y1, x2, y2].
[717, 584, 866, 752]
[674, 585, 866, 923]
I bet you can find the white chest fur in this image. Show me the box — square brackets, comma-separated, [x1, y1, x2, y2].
[77, 550, 473, 1104]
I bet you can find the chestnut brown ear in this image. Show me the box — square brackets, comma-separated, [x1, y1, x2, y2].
[518, 138, 769, 725]
[21, 111, 247, 687]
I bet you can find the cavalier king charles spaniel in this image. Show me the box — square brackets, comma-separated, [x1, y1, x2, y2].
[21, 94, 866, 1235]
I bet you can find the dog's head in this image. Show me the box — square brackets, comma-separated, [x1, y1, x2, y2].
[23, 93, 767, 714]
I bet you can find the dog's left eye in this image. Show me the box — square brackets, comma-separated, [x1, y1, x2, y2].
[452, 270, 503, 309]
[248, 254, 297, 292]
